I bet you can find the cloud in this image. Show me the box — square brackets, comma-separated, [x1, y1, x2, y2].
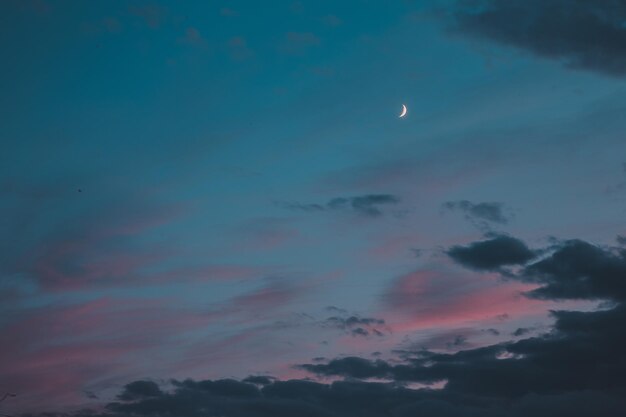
[383, 269, 542, 330]
[449, 0, 626, 77]
[323, 315, 389, 338]
[302, 236, 626, 402]
[0, 297, 218, 411]
[302, 305, 626, 405]
[447, 235, 536, 271]
[0, 186, 186, 292]
[26, 376, 626, 417]
[512, 327, 532, 337]
[519, 239, 626, 301]
[117, 381, 163, 401]
[21, 235, 626, 416]
[403, 328, 478, 352]
[279, 194, 400, 217]
[442, 200, 512, 227]
[242, 375, 275, 386]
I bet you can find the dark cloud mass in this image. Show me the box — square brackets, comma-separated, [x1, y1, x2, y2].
[451, 0, 626, 76]
[280, 194, 399, 217]
[117, 381, 164, 401]
[520, 239, 626, 300]
[298, 236, 626, 415]
[21, 236, 626, 417]
[442, 200, 512, 225]
[447, 235, 536, 270]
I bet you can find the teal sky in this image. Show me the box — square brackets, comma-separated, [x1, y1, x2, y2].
[3, 0, 626, 413]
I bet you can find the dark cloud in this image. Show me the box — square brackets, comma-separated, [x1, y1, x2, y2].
[242, 376, 275, 386]
[298, 236, 626, 412]
[117, 381, 164, 401]
[442, 200, 512, 226]
[302, 303, 626, 399]
[450, 0, 626, 77]
[351, 327, 370, 337]
[279, 194, 399, 217]
[519, 239, 626, 301]
[401, 329, 479, 353]
[512, 327, 531, 337]
[447, 235, 536, 270]
[323, 315, 389, 337]
[34, 376, 624, 417]
[84, 390, 98, 400]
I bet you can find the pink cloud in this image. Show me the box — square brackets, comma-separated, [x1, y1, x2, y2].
[382, 269, 546, 331]
[17, 201, 188, 291]
[0, 298, 217, 412]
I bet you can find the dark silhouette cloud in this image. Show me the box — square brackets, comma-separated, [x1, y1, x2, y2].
[279, 194, 400, 217]
[242, 376, 275, 386]
[297, 236, 626, 413]
[450, 0, 626, 77]
[302, 304, 626, 402]
[520, 239, 626, 300]
[21, 236, 626, 416]
[447, 235, 536, 270]
[442, 200, 512, 225]
[117, 381, 164, 401]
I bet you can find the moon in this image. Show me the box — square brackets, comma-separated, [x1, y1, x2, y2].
[399, 104, 407, 118]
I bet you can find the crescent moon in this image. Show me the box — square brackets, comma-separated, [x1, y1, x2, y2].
[399, 104, 407, 118]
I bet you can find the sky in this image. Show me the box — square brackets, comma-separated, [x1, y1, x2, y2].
[3, 0, 626, 416]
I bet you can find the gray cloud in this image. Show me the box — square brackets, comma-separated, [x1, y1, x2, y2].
[279, 194, 400, 217]
[519, 239, 626, 301]
[323, 315, 389, 338]
[450, 0, 626, 77]
[447, 235, 536, 271]
[442, 200, 512, 226]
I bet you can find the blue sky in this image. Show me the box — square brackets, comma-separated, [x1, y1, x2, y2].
[3, 1, 626, 415]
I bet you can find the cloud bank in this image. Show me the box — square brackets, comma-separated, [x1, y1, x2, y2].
[24, 235, 626, 417]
